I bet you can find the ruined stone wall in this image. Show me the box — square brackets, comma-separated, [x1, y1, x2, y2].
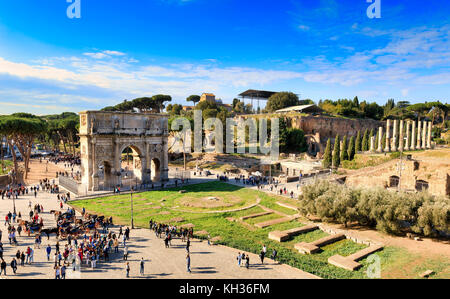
[345, 158, 450, 198]
[289, 116, 383, 143]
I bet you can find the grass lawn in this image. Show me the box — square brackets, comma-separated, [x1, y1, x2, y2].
[70, 181, 447, 279]
[0, 160, 13, 175]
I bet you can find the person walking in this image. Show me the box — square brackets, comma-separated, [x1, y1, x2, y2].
[123, 246, 128, 261]
[10, 258, 17, 274]
[46, 244, 51, 261]
[245, 254, 250, 269]
[272, 249, 278, 263]
[126, 262, 130, 278]
[139, 258, 145, 276]
[61, 265, 66, 279]
[186, 238, 190, 253]
[237, 252, 242, 267]
[20, 252, 25, 266]
[186, 253, 191, 273]
[55, 265, 60, 279]
[1, 258, 7, 275]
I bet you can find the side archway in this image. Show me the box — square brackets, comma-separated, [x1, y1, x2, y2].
[151, 158, 161, 182]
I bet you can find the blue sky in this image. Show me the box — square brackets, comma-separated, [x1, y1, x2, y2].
[0, 0, 449, 114]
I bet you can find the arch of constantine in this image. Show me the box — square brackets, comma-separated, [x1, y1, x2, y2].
[79, 111, 169, 192]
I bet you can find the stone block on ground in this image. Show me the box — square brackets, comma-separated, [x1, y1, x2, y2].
[240, 211, 273, 221]
[268, 224, 319, 242]
[328, 245, 384, 271]
[420, 270, 435, 278]
[295, 234, 346, 254]
[255, 217, 292, 229]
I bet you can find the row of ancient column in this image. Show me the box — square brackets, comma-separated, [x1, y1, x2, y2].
[371, 119, 432, 153]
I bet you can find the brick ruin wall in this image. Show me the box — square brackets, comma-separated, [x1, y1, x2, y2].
[345, 159, 450, 198]
[289, 116, 384, 143]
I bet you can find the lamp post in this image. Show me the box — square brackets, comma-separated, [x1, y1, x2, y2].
[12, 191, 16, 214]
[124, 174, 134, 229]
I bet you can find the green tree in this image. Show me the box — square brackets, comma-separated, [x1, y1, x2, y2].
[151, 94, 172, 113]
[284, 128, 307, 153]
[355, 131, 362, 152]
[362, 129, 369, 151]
[187, 95, 201, 106]
[322, 138, 332, 168]
[265, 92, 300, 112]
[0, 114, 47, 180]
[347, 136, 355, 161]
[332, 135, 340, 168]
[340, 135, 349, 161]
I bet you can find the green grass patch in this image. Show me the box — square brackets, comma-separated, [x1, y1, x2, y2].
[70, 181, 435, 279]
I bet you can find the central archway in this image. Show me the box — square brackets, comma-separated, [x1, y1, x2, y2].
[120, 145, 144, 188]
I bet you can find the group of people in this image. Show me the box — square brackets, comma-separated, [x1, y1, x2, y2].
[236, 245, 278, 269]
[39, 178, 60, 194]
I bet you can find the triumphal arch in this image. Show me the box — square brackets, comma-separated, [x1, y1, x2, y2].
[79, 111, 169, 191]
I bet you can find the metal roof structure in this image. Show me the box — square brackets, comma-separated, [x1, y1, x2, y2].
[238, 89, 278, 99]
[275, 104, 324, 114]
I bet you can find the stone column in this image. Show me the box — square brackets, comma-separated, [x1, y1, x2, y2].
[392, 119, 398, 152]
[91, 138, 98, 191]
[427, 121, 432, 149]
[411, 121, 416, 150]
[384, 119, 391, 152]
[417, 121, 422, 150]
[398, 120, 404, 152]
[404, 121, 410, 151]
[145, 142, 151, 182]
[113, 138, 121, 187]
[370, 136, 375, 152]
[422, 121, 427, 149]
[161, 139, 169, 182]
[377, 127, 383, 152]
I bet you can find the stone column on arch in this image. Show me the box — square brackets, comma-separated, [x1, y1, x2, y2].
[417, 121, 422, 150]
[113, 138, 121, 187]
[422, 121, 427, 149]
[377, 127, 383, 152]
[398, 120, 404, 152]
[404, 121, 410, 151]
[427, 121, 432, 149]
[91, 138, 99, 191]
[392, 119, 398, 152]
[384, 119, 391, 152]
[145, 142, 151, 183]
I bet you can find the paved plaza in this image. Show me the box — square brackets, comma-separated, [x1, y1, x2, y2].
[0, 186, 317, 279]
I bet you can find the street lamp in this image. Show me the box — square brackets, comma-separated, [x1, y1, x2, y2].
[124, 174, 134, 229]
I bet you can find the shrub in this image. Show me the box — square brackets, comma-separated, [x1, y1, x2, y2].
[298, 180, 449, 237]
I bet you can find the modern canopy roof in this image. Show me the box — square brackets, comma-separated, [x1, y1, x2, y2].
[238, 89, 278, 99]
[275, 104, 324, 114]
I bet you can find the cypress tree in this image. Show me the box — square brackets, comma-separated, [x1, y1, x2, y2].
[332, 135, 340, 168]
[375, 129, 380, 150]
[362, 129, 369, 151]
[381, 132, 386, 149]
[322, 138, 332, 168]
[341, 135, 349, 161]
[355, 131, 362, 152]
[348, 136, 355, 161]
